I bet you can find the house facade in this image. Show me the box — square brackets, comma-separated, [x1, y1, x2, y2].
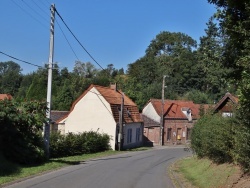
[213, 92, 238, 117]
[56, 84, 143, 150]
[142, 99, 203, 145]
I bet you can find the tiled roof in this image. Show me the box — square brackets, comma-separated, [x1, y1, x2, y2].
[142, 114, 160, 127]
[57, 84, 142, 123]
[213, 92, 238, 111]
[93, 85, 137, 106]
[111, 104, 143, 123]
[0, 94, 12, 100]
[51, 111, 69, 123]
[148, 99, 202, 119]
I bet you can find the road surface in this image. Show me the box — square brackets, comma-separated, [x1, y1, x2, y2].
[5, 146, 191, 188]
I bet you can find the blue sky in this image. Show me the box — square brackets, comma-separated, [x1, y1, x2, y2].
[0, 0, 216, 74]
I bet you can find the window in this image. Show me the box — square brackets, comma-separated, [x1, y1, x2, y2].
[167, 128, 172, 141]
[222, 112, 233, 117]
[186, 128, 191, 140]
[136, 128, 140, 142]
[127, 129, 132, 143]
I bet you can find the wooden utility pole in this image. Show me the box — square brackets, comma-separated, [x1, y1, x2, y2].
[44, 4, 55, 159]
[160, 75, 166, 146]
[118, 91, 124, 151]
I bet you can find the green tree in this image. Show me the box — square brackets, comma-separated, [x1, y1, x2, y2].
[0, 100, 47, 164]
[196, 16, 229, 98]
[0, 61, 23, 95]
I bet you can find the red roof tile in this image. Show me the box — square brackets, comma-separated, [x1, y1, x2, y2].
[213, 92, 239, 111]
[148, 99, 202, 119]
[0, 94, 12, 100]
[57, 84, 142, 123]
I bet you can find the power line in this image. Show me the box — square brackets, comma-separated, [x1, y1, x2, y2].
[44, 0, 51, 6]
[0, 51, 43, 68]
[21, 0, 49, 23]
[31, 0, 50, 20]
[56, 20, 80, 61]
[11, 0, 47, 29]
[39, 0, 50, 9]
[54, 8, 105, 71]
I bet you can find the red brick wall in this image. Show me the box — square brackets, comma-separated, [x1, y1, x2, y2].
[144, 127, 160, 145]
[163, 119, 196, 145]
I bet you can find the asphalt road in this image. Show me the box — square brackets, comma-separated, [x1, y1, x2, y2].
[5, 146, 192, 188]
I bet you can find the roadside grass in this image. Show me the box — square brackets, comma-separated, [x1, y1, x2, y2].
[172, 156, 241, 188]
[0, 150, 123, 186]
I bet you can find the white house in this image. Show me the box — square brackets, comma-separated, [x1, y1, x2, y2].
[57, 84, 143, 150]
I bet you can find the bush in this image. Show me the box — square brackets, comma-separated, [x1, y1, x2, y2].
[0, 100, 47, 164]
[191, 114, 234, 163]
[50, 131, 111, 158]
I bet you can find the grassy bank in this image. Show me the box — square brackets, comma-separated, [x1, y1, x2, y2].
[0, 150, 122, 186]
[171, 156, 242, 188]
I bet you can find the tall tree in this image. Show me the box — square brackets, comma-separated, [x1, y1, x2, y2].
[208, 0, 250, 169]
[126, 31, 199, 107]
[196, 16, 230, 98]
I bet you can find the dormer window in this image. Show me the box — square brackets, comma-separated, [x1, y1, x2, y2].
[181, 107, 192, 122]
[127, 108, 131, 117]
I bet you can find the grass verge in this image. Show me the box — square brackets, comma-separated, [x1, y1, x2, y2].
[171, 156, 241, 188]
[0, 150, 123, 186]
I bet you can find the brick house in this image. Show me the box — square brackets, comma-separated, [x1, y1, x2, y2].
[142, 99, 206, 145]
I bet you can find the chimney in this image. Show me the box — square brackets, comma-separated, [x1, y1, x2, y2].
[110, 83, 117, 91]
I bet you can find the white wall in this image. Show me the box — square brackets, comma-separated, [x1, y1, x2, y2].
[64, 87, 117, 150]
[142, 102, 161, 123]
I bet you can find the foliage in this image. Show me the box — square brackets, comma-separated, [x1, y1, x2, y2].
[206, 0, 250, 170]
[191, 112, 250, 170]
[181, 90, 212, 104]
[0, 99, 47, 164]
[191, 114, 234, 163]
[50, 131, 111, 158]
[0, 61, 23, 95]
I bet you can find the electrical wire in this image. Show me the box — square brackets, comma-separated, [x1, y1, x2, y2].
[39, 0, 50, 9]
[54, 8, 105, 71]
[56, 20, 80, 61]
[44, 0, 51, 6]
[31, 0, 50, 19]
[21, 0, 49, 23]
[11, 0, 47, 29]
[0, 51, 43, 68]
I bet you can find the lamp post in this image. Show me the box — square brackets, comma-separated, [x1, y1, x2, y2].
[160, 75, 167, 146]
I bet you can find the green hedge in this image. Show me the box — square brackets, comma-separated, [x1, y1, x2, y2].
[191, 113, 250, 171]
[191, 114, 234, 163]
[50, 131, 111, 158]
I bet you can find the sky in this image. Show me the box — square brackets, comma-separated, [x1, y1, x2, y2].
[0, 0, 217, 74]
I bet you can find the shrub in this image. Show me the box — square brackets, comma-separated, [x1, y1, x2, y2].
[191, 114, 234, 163]
[50, 131, 111, 158]
[0, 100, 47, 164]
